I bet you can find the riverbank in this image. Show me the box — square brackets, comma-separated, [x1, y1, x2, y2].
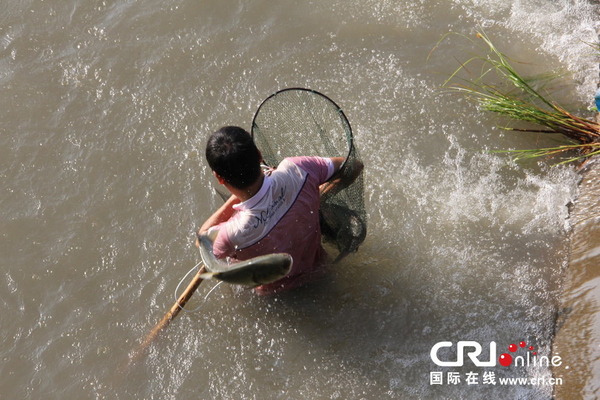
[553, 152, 600, 399]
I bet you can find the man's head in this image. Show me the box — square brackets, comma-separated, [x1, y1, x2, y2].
[205, 126, 261, 189]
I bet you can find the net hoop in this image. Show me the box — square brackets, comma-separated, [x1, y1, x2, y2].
[251, 87, 354, 169]
[250, 87, 366, 262]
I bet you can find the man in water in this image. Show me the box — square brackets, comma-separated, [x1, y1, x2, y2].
[197, 126, 359, 294]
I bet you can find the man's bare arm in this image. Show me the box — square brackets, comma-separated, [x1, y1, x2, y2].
[198, 194, 240, 235]
[320, 157, 364, 196]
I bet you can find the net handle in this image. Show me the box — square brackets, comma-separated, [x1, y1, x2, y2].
[250, 88, 355, 173]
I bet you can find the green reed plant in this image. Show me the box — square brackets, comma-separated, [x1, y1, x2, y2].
[442, 31, 600, 165]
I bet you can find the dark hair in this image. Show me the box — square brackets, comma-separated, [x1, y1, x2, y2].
[205, 126, 261, 189]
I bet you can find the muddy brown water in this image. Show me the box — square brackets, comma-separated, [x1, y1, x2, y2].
[1, 1, 598, 398]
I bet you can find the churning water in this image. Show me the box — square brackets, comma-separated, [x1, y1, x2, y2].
[1, 1, 598, 399]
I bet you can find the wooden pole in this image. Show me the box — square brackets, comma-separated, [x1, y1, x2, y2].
[128, 265, 206, 365]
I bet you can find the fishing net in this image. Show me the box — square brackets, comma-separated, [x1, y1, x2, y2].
[251, 88, 367, 262]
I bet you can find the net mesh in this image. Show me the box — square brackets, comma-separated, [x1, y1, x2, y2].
[251, 88, 366, 262]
